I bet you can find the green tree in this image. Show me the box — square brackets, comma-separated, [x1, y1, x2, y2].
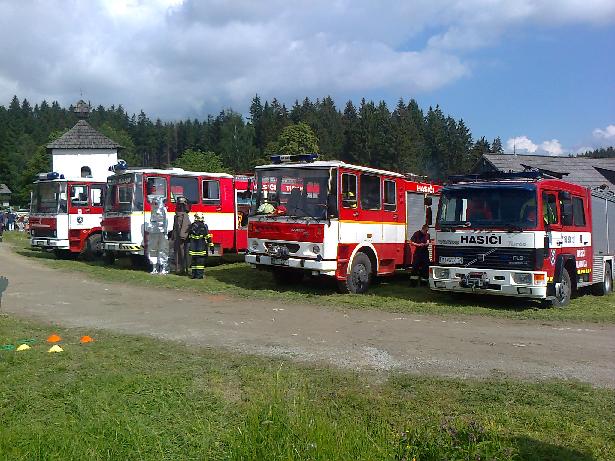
[97, 123, 139, 167]
[266, 122, 319, 156]
[216, 110, 259, 172]
[173, 148, 226, 173]
[491, 137, 503, 154]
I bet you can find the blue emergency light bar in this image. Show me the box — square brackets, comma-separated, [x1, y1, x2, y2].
[37, 172, 64, 180]
[270, 153, 319, 164]
[109, 159, 128, 173]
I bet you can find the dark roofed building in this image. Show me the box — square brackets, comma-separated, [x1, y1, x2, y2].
[473, 154, 615, 188]
[47, 100, 120, 180]
[0, 183, 11, 208]
[47, 119, 121, 150]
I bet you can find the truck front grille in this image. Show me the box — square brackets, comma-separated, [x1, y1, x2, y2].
[32, 228, 56, 238]
[436, 246, 539, 271]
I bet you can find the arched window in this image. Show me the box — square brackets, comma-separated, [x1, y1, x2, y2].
[81, 166, 92, 178]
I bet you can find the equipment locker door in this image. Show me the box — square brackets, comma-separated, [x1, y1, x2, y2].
[406, 192, 425, 238]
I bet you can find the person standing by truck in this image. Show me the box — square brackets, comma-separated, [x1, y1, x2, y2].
[188, 213, 209, 279]
[147, 195, 169, 275]
[171, 196, 191, 275]
[410, 223, 432, 281]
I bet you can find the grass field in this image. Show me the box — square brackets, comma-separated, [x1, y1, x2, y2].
[4, 231, 614, 323]
[1, 315, 614, 460]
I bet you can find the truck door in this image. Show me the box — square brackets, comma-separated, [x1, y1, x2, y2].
[542, 190, 562, 278]
[69, 183, 91, 231]
[339, 172, 359, 242]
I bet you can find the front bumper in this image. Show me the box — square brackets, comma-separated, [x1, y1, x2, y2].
[103, 241, 144, 254]
[31, 238, 69, 250]
[245, 253, 337, 275]
[429, 266, 548, 298]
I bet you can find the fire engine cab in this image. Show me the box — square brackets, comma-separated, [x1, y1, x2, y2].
[30, 172, 106, 259]
[245, 154, 441, 293]
[101, 166, 251, 265]
[429, 171, 615, 306]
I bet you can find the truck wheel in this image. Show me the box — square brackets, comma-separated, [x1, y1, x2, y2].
[546, 269, 572, 308]
[272, 268, 304, 285]
[337, 252, 372, 294]
[102, 251, 116, 266]
[80, 234, 102, 261]
[592, 263, 612, 296]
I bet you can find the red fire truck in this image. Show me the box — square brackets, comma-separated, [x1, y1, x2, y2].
[29, 172, 106, 259]
[429, 171, 615, 306]
[101, 167, 251, 265]
[245, 154, 441, 293]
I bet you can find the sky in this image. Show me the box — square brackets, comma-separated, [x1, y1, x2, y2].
[0, 0, 613, 155]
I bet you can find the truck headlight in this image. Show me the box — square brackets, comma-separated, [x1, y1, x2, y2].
[432, 268, 450, 279]
[251, 241, 259, 250]
[512, 272, 532, 285]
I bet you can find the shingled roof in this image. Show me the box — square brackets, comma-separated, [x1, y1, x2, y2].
[474, 154, 615, 188]
[47, 120, 121, 150]
[0, 183, 11, 194]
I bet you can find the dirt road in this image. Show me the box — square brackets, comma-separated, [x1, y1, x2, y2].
[1, 243, 614, 388]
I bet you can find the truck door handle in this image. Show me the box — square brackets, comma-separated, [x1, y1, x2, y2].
[557, 241, 562, 246]
[353, 211, 359, 217]
[393, 214, 398, 219]
[216, 206, 222, 211]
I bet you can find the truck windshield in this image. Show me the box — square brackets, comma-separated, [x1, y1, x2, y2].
[438, 186, 538, 229]
[252, 167, 337, 219]
[31, 182, 67, 214]
[105, 173, 143, 213]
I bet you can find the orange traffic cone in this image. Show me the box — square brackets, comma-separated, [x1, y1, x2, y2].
[80, 335, 94, 344]
[47, 334, 62, 343]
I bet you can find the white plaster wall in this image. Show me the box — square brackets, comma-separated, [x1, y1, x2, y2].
[52, 148, 118, 181]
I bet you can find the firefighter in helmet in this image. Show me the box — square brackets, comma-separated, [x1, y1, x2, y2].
[188, 212, 210, 279]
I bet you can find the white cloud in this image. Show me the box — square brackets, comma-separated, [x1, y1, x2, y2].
[593, 124, 615, 140]
[506, 136, 565, 156]
[506, 136, 537, 153]
[0, 0, 613, 117]
[539, 139, 563, 156]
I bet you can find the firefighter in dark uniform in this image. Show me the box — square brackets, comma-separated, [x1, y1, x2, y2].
[410, 223, 432, 284]
[188, 213, 210, 279]
[171, 196, 191, 274]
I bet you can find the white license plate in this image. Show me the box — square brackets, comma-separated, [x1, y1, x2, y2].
[439, 256, 463, 265]
[33, 239, 47, 246]
[271, 258, 289, 266]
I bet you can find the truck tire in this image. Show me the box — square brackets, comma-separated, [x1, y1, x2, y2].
[80, 234, 102, 261]
[592, 263, 612, 296]
[272, 268, 304, 285]
[337, 252, 372, 294]
[546, 269, 572, 308]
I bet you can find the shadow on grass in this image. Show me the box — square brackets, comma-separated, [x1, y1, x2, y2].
[206, 264, 550, 313]
[512, 436, 595, 461]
